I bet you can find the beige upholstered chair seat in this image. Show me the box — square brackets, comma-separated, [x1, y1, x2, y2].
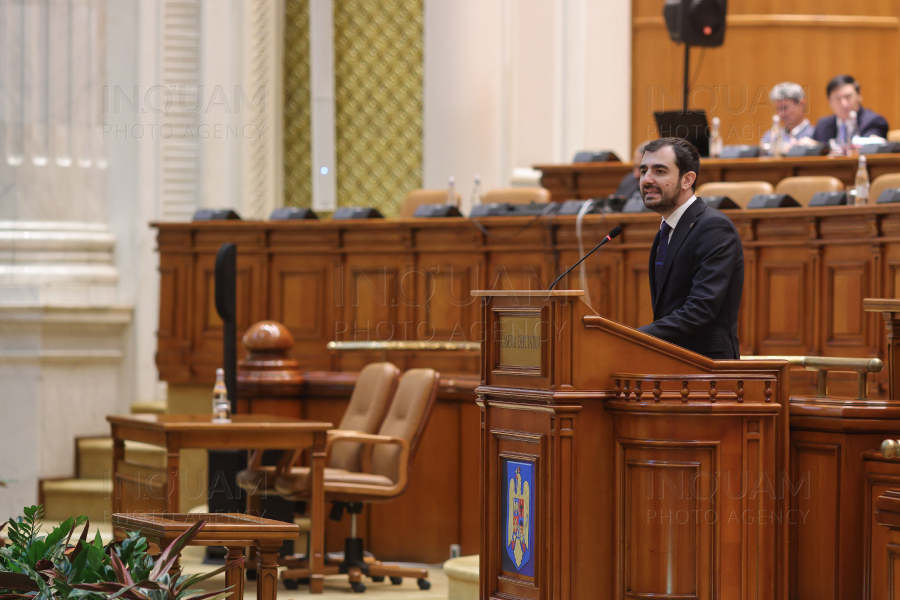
[482, 187, 551, 205]
[272, 368, 440, 504]
[871, 173, 900, 204]
[400, 189, 461, 218]
[274, 467, 394, 496]
[696, 181, 773, 208]
[236, 361, 399, 496]
[774, 176, 843, 206]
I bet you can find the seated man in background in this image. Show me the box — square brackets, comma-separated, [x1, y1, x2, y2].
[812, 74, 889, 144]
[760, 82, 814, 151]
[614, 141, 650, 202]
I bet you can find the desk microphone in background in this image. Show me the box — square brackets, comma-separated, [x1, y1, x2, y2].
[548, 226, 623, 291]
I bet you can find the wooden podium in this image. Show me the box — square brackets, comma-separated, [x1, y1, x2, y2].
[474, 291, 791, 600]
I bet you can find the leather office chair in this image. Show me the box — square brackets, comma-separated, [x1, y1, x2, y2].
[236, 362, 400, 512]
[696, 181, 774, 209]
[274, 368, 441, 593]
[774, 176, 843, 207]
[871, 173, 900, 203]
[482, 187, 551, 205]
[399, 189, 462, 218]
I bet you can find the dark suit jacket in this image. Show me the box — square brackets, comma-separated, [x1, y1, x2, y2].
[637, 199, 744, 359]
[812, 106, 889, 143]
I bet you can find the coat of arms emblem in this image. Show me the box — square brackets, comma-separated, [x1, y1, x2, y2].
[505, 461, 533, 573]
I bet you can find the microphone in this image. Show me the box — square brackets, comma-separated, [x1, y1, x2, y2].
[548, 226, 623, 291]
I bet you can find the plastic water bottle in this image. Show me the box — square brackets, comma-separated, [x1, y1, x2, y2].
[446, 176, 457, 206]
[855, 154, 870, 205]
[471, 175, 482, 207]
[848, 110, 858, 143]
[770, 115, 783, 157]
[212, 368, 231, 422]
[710, 117, 723, 158]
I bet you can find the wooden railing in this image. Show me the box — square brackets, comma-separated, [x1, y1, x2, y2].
[745, 355, 883, 400]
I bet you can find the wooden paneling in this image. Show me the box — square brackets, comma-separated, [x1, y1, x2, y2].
[630, 0, 900, 152]
[865, 453, 900, 600]
[155, 205, 900, 398]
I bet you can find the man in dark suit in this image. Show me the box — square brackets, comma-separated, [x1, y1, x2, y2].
[812, 74, 889, 144]
[636, 137, 744, 359]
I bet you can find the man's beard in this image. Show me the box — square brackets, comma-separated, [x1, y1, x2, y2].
[641, 184, 680, 213]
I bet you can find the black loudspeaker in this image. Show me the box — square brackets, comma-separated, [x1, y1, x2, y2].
[702, 196, 740, 209]
[470, 203, 513, 217]
[622, 197, 651, 213]
[786, 143, 828, 157]
[193, 208, 241, 221]
[861, 142, 900, 155]
[572, 150, 621, 163]
[664, 0, 728, 47]
[332, 206, 384, 219]
[809, 191, 848, 207]
[559, 198, 628, 215]
[719, 145, 760, 159]
[747, 193, 800, 209]
[412, 204, 463, 218]
[877, 188, 900, 204]
[269, 207, 318, 220]
[507, 202, 559, 216]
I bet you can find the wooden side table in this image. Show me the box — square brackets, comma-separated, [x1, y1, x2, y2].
[107, 414, 331, 593]
[113, 513, 299, 600]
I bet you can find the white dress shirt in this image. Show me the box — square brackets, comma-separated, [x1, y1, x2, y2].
[661, 195, 699, 241]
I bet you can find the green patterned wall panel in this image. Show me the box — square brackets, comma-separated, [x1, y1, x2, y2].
[334, 0, 423, 217]
[284, 0, 312, 208]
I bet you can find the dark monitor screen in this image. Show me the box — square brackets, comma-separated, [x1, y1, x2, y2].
[653, 110, 710, 157]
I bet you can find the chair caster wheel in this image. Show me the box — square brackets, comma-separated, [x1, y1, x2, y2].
[390, 576, 403, 585]
[370, 576, 385, 582]
[417, 578, 431, 590]
[351, 582, 366, 593]
[246, 570, 257, 581]
[283, 579, 299, 590]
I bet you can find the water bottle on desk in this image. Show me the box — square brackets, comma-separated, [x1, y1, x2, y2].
[212, 368, 231, 422]
[855, 154, 870, 205]
[770, 115, 783, 157]
[446, 176, 457, 206]
[471, 175, 482, 207]
[846, 110, 858, 155]
[710, 117, 723, 158]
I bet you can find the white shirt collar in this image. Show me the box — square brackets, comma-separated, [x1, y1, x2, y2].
[661, 195, 698, 238]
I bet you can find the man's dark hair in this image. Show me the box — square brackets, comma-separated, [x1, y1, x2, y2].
[826, 74, 860, 97]
[642, 137, 701, 191]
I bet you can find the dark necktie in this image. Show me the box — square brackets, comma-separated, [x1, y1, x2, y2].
[655, 221, 672, 290]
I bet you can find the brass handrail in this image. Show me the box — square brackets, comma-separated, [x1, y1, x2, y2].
[327, 341, 480, 352]
[743, 355, 883, 400]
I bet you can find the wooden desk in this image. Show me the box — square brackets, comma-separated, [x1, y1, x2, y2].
[536, 153, 900, 202]
[107, 414, 331, 593]
[155, 204, 900, 399]
[111, 512, 299, 600]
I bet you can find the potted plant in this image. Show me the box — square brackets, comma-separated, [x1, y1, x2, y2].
[0, 505, 241, 600]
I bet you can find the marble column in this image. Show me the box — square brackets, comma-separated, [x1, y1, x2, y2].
[0, 0, 131, 521]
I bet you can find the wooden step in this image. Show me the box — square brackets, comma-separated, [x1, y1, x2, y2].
[41, 479, 112, 523]
[77, 438, 166, 479]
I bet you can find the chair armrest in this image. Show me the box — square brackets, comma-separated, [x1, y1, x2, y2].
[325, 431, 410, 490]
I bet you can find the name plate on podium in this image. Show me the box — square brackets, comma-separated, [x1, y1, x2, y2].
[498, 313, 542, 369]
